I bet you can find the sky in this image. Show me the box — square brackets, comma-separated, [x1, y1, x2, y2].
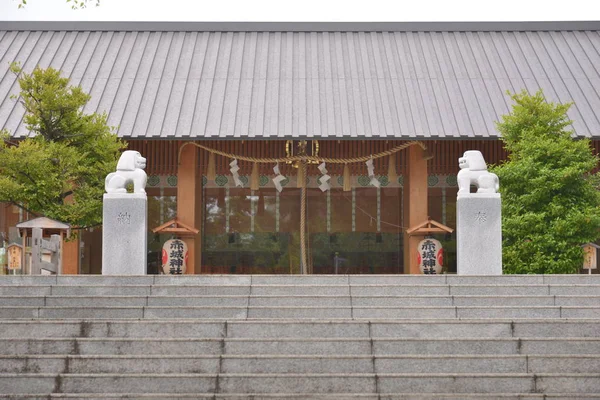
[1, 0, 600, 22]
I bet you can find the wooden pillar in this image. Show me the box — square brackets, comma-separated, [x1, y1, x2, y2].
[21, 230, 27, 275]
[403, 145, 429, 274]
[177, 143, 202, 274]
[62, 236, 79, 274]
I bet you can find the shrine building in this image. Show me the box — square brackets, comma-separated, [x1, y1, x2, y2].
[1, 21, 600, 275]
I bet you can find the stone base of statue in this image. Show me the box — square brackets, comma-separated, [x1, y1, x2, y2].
[102, 193, 147, 275]
[457, 193, 502, 275]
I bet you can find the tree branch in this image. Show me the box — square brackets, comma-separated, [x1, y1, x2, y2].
[1, 136, 19, 146]
[2, 201, 41, 217]
[18, 171, 37, 185]
[71, 222, 102, 231]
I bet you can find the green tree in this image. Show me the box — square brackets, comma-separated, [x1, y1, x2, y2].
[491, 90, 600, 274]
[0, 64, 125, 229]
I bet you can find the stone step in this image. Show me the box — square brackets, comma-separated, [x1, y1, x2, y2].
[451, 295, 600, 306]
[250, 285, 353, 295]
[353, 306, 572, 319]
[214, 373, 600, 394]
[0, 276, 58, 286]
[4, 294, 600, 308]
[4, 354, 600, 374]
[0, 320, 226, 338]
[227, 320, 509, 338]
[5, 320, 600, 339]
[45, 296, 149, 307]
[0, 296, 46, 306]
[349, 285, 451, 296]
[377, 338, 600, 355]
[251, 276, 351, 285]
[248, 296, 353, 307]
[223, 338, 373, 355]
[3, 305, 600, 319]
[0, 286, 52, 296]
[4, 393, 600, 400]
[221, 355, 527, 374]
[150, 285, 252, 296]
[0, 355, 68, 374]
[2, 275, 600, 287]
[0, 373, 217, 394]
[449, 285, 600, 296]
[218, 374, 378, 394]
[2, 275, 600, 399]
[375, 374, 593, 394]
[512, 321, 600, 337]
[3, 337, 559, 356]
[246, 307, 355, 319]
[0, 355, 221, 374]
[70, 275, 247, 286]
[52, 285, 153, 296]
[374, 355, 516, 374]
[0, 338, 223, 355]
[4, 283, 600, 298]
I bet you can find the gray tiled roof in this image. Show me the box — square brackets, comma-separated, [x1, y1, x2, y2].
[1, 21, 600, 139]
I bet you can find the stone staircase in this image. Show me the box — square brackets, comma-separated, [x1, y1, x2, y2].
[1, 274, 600, 399]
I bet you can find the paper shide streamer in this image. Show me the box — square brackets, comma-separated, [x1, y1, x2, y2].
[318, 162, 331, 192]
[365, 158, 380, 188]
[230, 159, 243, 187]
[272, 163, 287, 193]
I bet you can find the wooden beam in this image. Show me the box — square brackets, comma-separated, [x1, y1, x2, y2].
[406, 217, 454, 235]
[152, 218, 178, 233]
[152, 218, 200, 235]
[176, 219, 200, 234]
[157, 227, 197, 235]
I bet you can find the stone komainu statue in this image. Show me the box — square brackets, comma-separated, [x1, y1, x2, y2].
[457, 150, 499, 195]
[105, 150, 147, 194]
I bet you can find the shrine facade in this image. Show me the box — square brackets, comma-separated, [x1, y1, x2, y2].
[1, 21, 600, 274]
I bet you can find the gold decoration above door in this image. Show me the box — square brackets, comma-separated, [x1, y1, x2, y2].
[285, 140, 320, 168]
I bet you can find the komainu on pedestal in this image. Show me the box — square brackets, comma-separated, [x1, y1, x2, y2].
[456, 150, 502, 275]
[102, 151, 148, 275]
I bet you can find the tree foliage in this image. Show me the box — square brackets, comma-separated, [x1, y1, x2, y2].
[0, 64, 125, 228]
[491, 90, 600, 274]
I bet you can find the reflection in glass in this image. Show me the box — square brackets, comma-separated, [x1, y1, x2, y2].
[203, 188, 300, 274]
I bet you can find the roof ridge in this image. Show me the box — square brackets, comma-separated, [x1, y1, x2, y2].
[1, 21, 599, 32]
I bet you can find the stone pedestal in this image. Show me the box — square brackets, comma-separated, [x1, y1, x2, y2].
[457, 193, 502, 275]
[102, 193, 147, 275]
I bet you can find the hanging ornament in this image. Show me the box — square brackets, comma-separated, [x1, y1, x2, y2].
[273, 163, 286, 193]
[318, 162, 331, 192]
[366, 158, 380, 188]
[250, 162, 260, 191]
[230, 159, 243, 187]
[387, 154, 398, 183]
[343, 164, 351, 192]
[206, 152, 216, 182]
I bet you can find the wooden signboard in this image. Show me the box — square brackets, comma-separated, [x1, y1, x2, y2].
[7, 244, 22, 271]
[583, 244, 598, 271]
